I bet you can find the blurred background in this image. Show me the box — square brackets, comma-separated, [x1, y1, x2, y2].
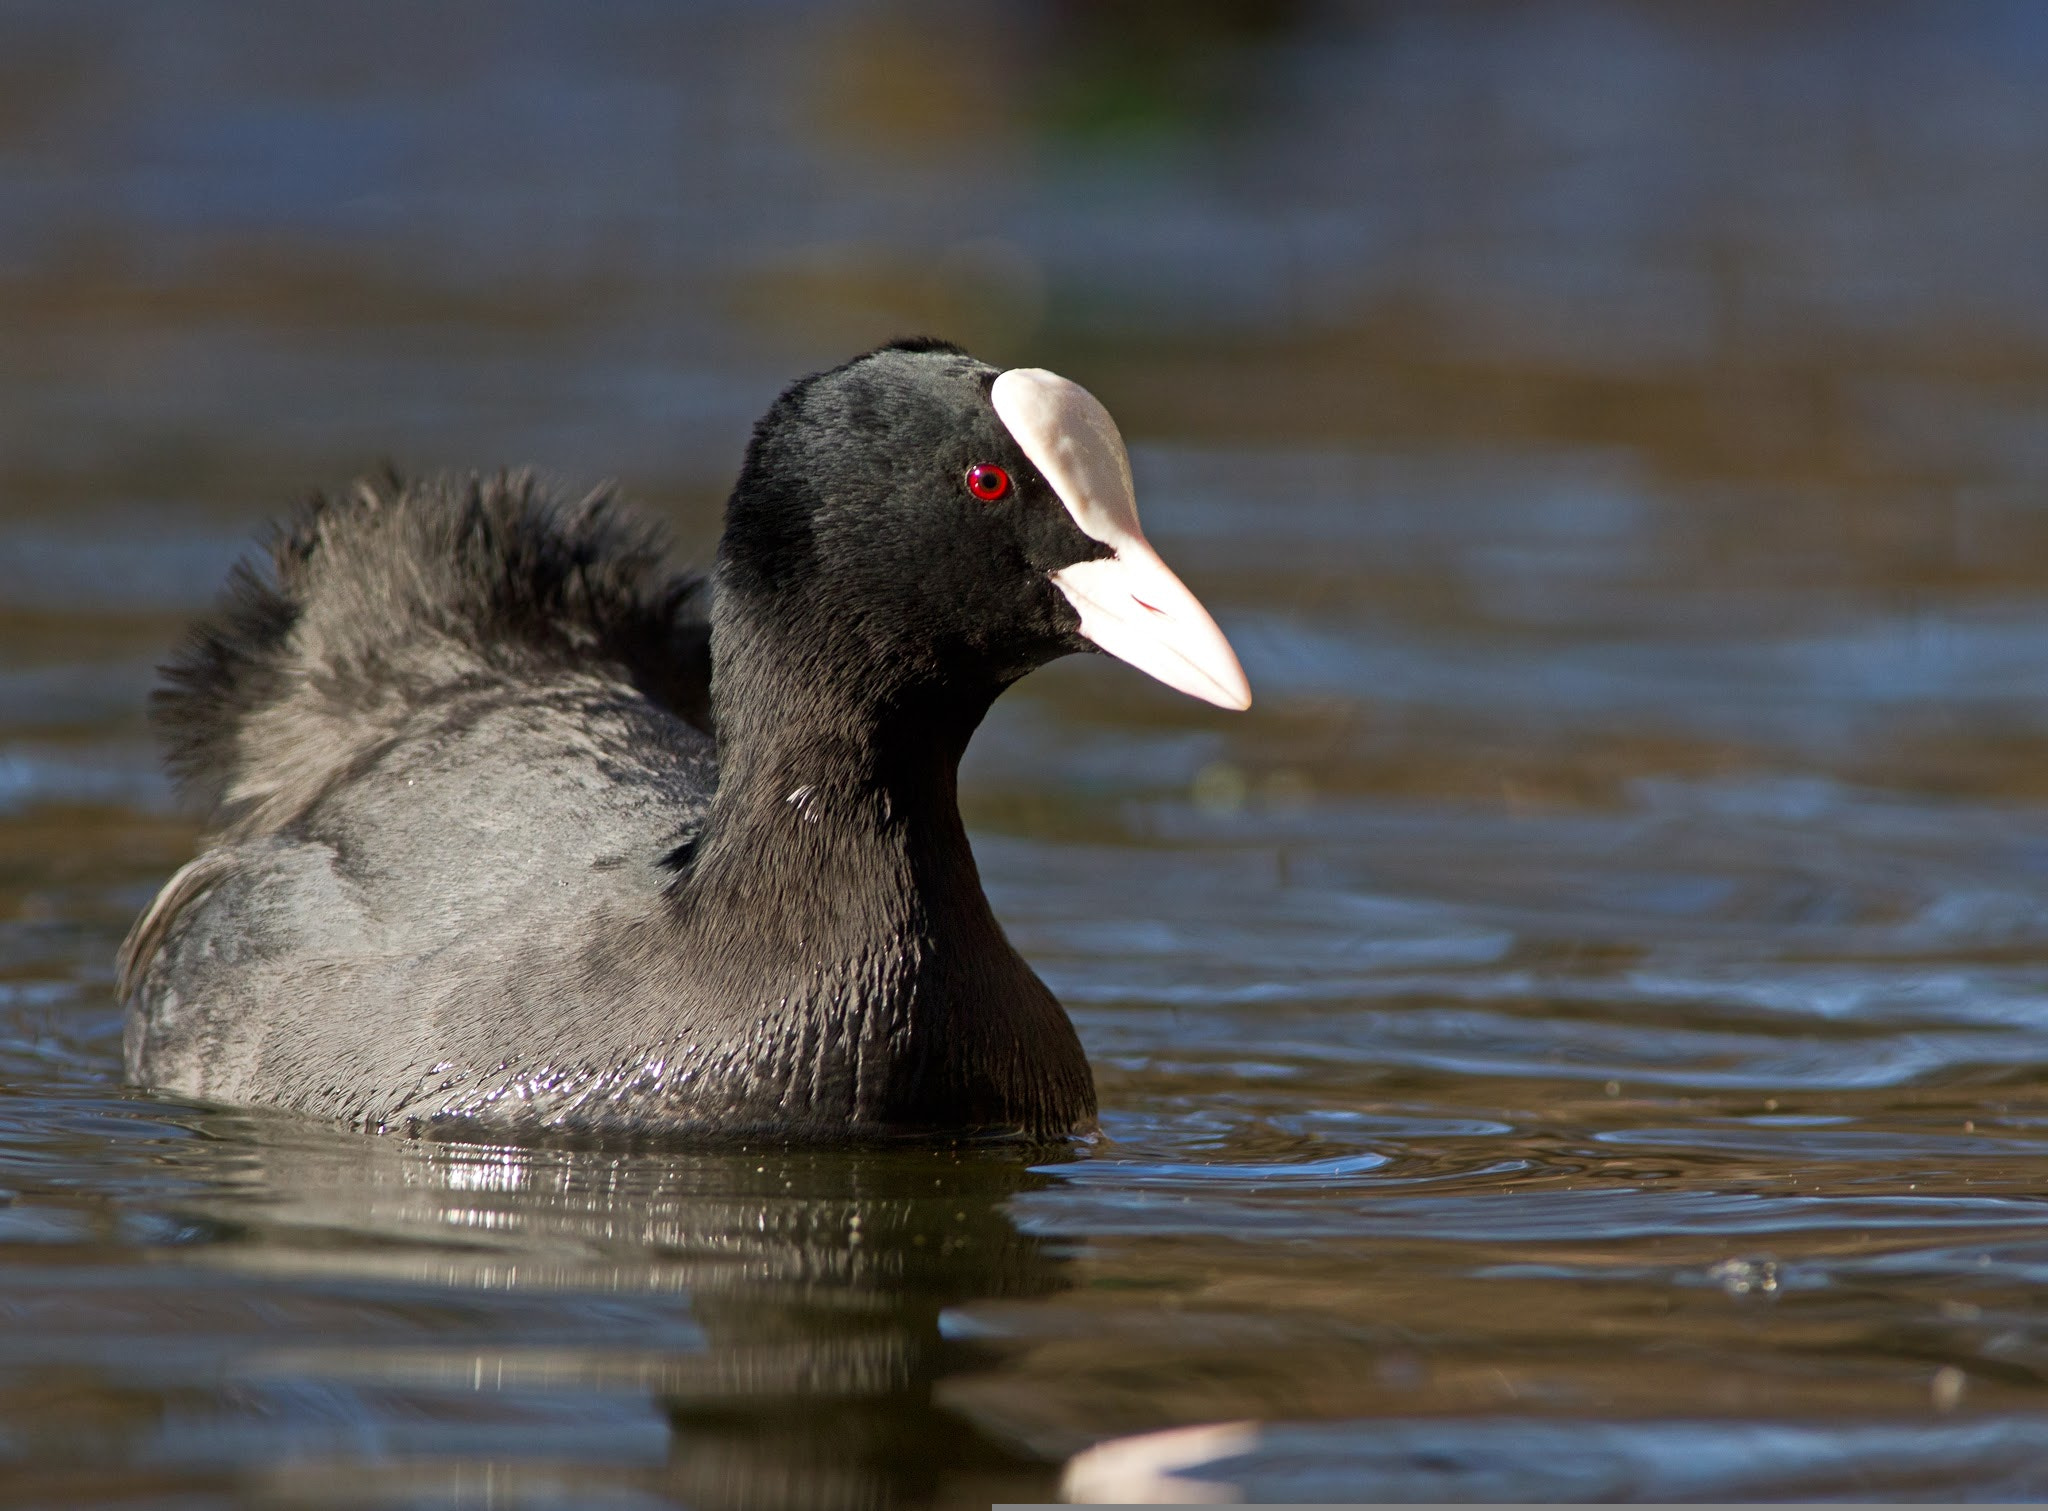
[9, 1, 2048, 1506]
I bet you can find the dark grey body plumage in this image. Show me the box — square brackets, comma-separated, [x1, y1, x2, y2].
[123, 343, 1099, 1140]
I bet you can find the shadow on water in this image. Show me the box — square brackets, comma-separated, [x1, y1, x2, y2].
[0, 1091, 1074, 1509]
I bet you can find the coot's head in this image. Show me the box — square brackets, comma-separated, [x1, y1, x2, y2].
[717, 338, 1250, 713]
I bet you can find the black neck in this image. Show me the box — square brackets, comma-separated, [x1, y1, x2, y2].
[644, 591, 1092, 1136]
[682, 600, 1006, 985]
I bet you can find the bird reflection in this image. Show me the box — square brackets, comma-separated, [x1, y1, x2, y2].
[163, 1113, 1075, 1509]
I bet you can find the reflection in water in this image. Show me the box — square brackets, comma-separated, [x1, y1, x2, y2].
[1064, 1414, 2048, 1502]
[61, 1114, 1074, 1508]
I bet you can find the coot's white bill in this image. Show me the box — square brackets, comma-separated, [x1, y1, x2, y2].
[991, 367, 1253, 711]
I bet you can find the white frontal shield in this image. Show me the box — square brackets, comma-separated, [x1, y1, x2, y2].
[990, 368, 1252, 711]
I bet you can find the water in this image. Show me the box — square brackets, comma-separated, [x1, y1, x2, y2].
[7, 2, 2048, 1505]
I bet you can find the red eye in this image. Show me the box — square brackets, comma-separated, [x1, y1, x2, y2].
[965, 463, 1010, 501]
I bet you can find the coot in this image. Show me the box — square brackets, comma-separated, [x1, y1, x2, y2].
[121, 340, 1250, 1140]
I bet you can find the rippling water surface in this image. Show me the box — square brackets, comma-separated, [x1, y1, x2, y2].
[8, 3, 2048, 1505]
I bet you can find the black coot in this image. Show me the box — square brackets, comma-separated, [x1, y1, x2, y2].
[121, 340, 1251, 1140]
